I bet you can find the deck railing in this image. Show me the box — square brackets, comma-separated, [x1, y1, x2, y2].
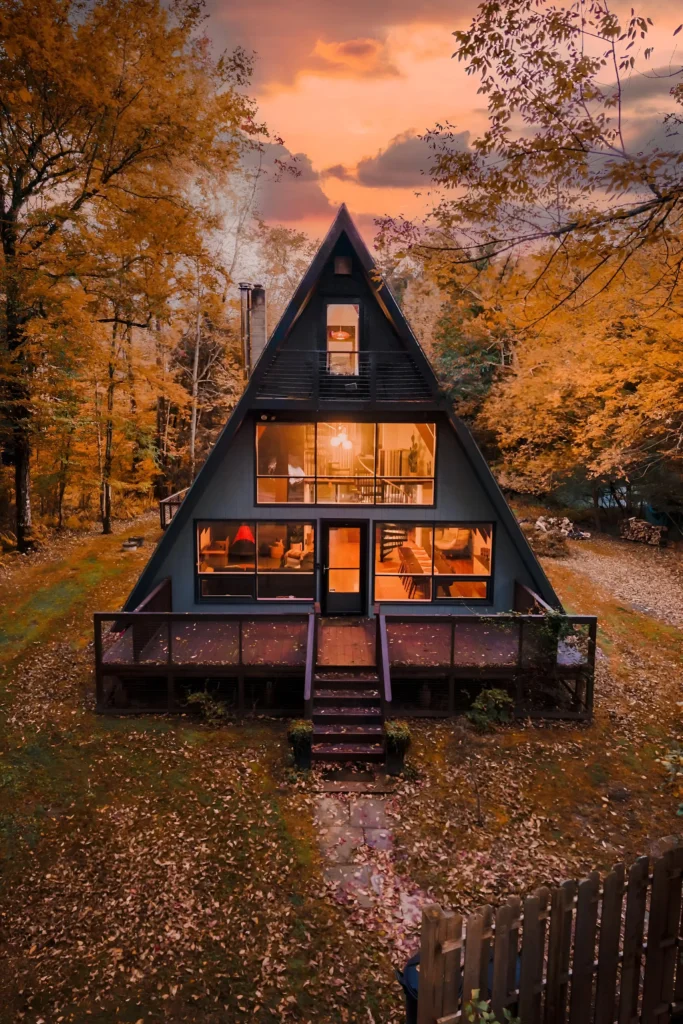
[254, 349, 434, 403]
[95, 610, 311, 713]
[159, 488, 189, 529]
[384, 610, 597, 720]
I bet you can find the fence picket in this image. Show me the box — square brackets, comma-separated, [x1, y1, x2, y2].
[418, 905, 442, 1024]
[491, 903, 514, 1019]
[619, 857, 650, 1024]
[441, 911, 463, 1020]
[594, 864, 625, 1024]
[569, 872, 600, 1024]
[418, 850, 680, 1024]
[545, 881, 577, 1024]
[462, 906, 494, 1004]
[641, 847, 683, 1024]
[519, 887, 550, 1024]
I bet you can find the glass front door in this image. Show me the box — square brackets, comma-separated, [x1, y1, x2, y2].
[322, 522, 367, 615]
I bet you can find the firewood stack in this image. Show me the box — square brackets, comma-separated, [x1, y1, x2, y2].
[619, 517, 668, 546]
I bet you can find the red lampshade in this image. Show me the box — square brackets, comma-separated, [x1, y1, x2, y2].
[233, 524, 255, 543]
[329, 329, 351, 341]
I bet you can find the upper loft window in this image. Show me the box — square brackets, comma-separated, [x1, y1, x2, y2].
[334, 256, 352, 275]
[256, 421, 435, 505]
[327, 303, 359, 376]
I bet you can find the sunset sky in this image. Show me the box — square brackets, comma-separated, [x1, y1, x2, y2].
[210, 0, 683, 242]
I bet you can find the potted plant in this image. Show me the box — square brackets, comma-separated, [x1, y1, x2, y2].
[384, 719, 411, 776]
[287, 719, 313, 769]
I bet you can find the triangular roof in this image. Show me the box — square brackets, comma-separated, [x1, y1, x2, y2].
[124, 205, 560, 610]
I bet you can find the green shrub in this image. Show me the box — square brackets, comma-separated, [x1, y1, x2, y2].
[186, 691, 230, 726]
[465, 991, 519, 1024]
[466, 688, 514, 732]
[287, 719, 313, 754]
[384, 719, 411, 755]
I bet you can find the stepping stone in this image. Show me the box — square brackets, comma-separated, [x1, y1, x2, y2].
[324, 863, 373, 904]
[319, 825, 364, 864]
[364, 828, 393, 851]
[349, 797, 387, 829]
[315, 796, 348, 827]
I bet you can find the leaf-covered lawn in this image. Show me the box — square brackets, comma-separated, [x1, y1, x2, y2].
[386, 542, 683, 911]
[0, 522, 401, 1023]
[0, 525, 681, 1023]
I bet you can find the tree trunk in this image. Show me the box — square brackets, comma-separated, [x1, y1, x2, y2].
[2, 220, 34, 551]
[591, 486, 602, 533]
[101, 322, 119, 534]
[56, 426, 75, 530]
[189, 268, 201, 481]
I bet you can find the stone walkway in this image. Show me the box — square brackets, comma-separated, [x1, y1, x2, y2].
[314, 793, 424, 934]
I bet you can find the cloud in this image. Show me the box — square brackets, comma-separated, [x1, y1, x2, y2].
[309, 37, 400, 78]
[354, 129, 469, 188]
[321, 163, 357, 182]
[617, 66, 683, 105]
[209, 0, 475, 87]
[246, 144, 335, 222]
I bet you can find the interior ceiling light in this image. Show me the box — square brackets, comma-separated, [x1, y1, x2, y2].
[330, 427, 349, 448]
[330, 329, 351, 340]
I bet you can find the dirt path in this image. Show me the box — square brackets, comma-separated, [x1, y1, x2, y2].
[555, 534, 683, 628]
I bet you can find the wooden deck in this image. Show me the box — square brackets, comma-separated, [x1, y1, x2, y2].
[316, 618, 375, 667]
[95, 580, 596, 719]
[103, 618, 309, 669]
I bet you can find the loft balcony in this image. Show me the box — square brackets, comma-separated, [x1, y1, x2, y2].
[253, 349, 436, 405]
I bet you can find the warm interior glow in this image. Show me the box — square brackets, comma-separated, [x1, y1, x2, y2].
[328, 526, 361, 594]
[256, 421, 436, 506]
[374, 522, 492, 602]
[327, 303, 359, 375]
[197, 520, 315, 600]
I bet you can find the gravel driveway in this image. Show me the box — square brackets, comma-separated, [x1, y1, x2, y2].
[555, 535, 683, 628]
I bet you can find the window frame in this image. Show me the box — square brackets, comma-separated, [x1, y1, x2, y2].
[325, 300, 360, 376]
[195, 519, 317, 604]
[372, 520, 494, 605]
[254, 420, 438, 508]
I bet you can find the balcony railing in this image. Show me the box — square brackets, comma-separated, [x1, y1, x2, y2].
[159, 487, 189, 529]
[255, 349, 435, 403]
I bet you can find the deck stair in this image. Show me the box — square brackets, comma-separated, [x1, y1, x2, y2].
[310, 669, 385, 763]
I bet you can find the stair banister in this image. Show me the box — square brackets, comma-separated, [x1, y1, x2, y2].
[304, 603, 320, 718]
[374, 603, 392, 715]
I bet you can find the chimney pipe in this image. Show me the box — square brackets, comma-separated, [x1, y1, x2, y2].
[250, 284, 267, 369]
[239, 282, 252, 376]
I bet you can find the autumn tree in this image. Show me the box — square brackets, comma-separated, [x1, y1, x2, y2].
[478, 251, 683, 514]
[0, 0, 257, 549]
[380, 2, 683, 315]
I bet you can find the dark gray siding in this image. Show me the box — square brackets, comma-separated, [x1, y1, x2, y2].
[141, 413, 539, 614]
[278, 236, 405, 357]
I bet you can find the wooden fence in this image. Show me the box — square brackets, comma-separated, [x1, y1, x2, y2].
[418, 845, 683, 1024]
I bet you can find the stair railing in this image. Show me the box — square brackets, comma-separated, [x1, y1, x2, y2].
[374, 603, 392, 717]
[304, 603, 320, 718]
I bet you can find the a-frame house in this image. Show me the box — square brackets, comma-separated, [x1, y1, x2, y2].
[95, 206, 596, 758]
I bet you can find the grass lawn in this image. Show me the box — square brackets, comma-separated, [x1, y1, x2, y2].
[0, 521, 681, 1023]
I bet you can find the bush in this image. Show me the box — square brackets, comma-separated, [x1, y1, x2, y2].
[466, 688, 514, 732]
[384, 719, 412, 755]
[186, 691, 230, 726]
[465, 991, 519, 1024]
[287, 719, 313, 754]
